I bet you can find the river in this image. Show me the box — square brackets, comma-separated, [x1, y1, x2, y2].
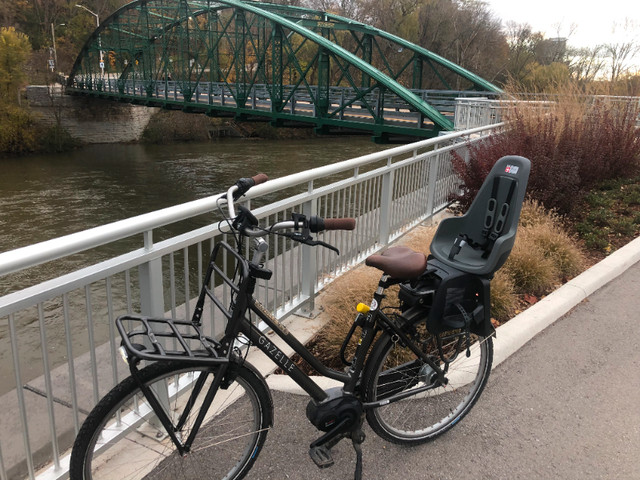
[0, 136, 387, 395]
[0, 137, 385, 254]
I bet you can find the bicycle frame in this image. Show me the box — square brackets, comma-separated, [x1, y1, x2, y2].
[118, 229, 451, 457]
[196, 232, 448, 406]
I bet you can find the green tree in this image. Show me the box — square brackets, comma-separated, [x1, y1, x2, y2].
[520, 61, 570, 92]
[0, 26, 32, 104]
[0, 102, 38, 155]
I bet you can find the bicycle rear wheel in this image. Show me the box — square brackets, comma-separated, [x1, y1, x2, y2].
[363, 330, 492, 444]
[70, 360, 272, 480]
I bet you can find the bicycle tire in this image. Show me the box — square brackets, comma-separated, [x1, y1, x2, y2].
[363, 329, 492, 445]
[69, 360, 272, 480]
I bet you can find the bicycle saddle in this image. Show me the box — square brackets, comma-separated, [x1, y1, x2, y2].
[365, 246, 427, 279]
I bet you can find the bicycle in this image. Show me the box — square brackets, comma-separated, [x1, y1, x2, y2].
[70, 155, 530, 480]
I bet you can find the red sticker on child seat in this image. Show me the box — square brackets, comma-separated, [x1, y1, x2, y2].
[505, 165, 519, 174]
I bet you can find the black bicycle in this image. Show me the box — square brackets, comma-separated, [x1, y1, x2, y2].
[70, 156, 530, 480]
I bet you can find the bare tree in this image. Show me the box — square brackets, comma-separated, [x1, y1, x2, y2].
[604, 19, 640, 83]
[503, 21, 543, 83]
[413, 0, 507, 87]
[568, 45, 605, 85]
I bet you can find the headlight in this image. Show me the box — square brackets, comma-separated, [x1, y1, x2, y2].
[118, 346, 129, 365]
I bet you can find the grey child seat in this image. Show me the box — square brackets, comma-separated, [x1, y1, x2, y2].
[430, 155, 531, 277]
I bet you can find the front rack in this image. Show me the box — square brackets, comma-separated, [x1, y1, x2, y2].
[116, 241, 251, 365]
[116, 315, 225, 365]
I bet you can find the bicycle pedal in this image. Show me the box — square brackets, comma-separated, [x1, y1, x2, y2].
[309, 445, 334, 469]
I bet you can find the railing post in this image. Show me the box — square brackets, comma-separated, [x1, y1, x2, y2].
[138, 231, 165, 317]
[379, 158, 394, 245]
[299, 181, 318, 316]
[425, 152, 440, 217]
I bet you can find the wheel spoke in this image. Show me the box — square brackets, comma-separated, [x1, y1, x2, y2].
[365, 332, 493, 444]
[70, 362, 272, 480]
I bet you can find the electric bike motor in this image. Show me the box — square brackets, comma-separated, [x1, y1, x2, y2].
[306, 388, 363, 432]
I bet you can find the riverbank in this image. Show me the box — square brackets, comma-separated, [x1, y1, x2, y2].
[3, 88, 331, 158]
[141, 108, 319, 144]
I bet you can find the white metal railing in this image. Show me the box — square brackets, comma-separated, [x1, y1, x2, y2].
[454, 97, 504, 130]
[455, 94, 640, 130]
[0, 124, 502, 480]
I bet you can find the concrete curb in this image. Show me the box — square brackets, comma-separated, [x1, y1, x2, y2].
[266, 235, 640, 394]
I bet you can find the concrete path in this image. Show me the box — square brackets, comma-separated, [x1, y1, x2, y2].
[245, 240, 640, 479]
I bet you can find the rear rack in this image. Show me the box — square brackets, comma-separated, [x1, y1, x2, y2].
[116, 315, 226, 365]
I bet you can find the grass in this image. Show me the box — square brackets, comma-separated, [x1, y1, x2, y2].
[573, 176, 640, 254]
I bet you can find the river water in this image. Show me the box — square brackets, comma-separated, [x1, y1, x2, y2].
[0, 137, 386, 395]
[0, 137, 385, 254]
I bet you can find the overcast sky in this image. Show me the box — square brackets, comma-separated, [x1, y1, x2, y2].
[484, 0, 640, 49]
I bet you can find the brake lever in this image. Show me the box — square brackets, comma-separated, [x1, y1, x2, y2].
[305, 238, 340, 255]
[282, 232, 340, 254]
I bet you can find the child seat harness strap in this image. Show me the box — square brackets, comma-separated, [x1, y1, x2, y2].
[448, 176, 517, 261]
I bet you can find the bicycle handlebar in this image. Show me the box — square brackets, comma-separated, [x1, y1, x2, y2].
[222, 174, 356, 250]
[251, 173, 269, 186]
[309, 216, 356, 232]
[233, 173, 269, 200]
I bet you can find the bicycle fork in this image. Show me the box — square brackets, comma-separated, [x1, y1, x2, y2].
[128, 360, 233, 455]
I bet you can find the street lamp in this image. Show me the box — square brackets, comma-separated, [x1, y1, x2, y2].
[50, 23, 65, 73]
[76, 4, 104, 76]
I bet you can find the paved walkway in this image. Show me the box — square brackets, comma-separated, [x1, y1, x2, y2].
[246, 248, 640, 479]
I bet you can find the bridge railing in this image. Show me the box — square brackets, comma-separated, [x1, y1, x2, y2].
[0, 124, 502, 480]
[69, 76, 499, 129]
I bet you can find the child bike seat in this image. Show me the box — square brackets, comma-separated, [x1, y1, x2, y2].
[429, 155, 531, 276]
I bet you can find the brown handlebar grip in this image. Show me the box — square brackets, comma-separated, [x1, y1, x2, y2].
[251, 173, 269, 185]
[323, 218, 356, 231]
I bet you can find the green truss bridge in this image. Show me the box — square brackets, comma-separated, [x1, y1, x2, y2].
[67, 0, 502, 141]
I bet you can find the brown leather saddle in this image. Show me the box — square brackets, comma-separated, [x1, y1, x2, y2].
[365, 246, 427, 280]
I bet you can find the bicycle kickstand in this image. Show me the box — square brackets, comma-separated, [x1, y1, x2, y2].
[350, 426, 366, 480]
[308, 422, 366, 480]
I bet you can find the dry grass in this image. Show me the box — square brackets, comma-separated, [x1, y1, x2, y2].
[505, 200, 585, 293]
[502, 237, 559, 296]
[313, 265, 381, 366]
[490, 270, 518, 323]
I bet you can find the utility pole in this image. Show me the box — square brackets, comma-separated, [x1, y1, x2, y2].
[50, 23, 65, 73]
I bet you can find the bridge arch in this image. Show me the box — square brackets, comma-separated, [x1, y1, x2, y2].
[67, 0, 501, 139]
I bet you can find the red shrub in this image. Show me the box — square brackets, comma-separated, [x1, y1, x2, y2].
[451, 99, 640, 214]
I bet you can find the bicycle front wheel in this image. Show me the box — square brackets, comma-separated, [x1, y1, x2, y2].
[70, 360, 272, 480]
[363, 330, 492, 444]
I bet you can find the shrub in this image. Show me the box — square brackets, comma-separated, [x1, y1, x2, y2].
[38, 124, 79, 153]
[142, 109, 217, 143]
[0, 103, 38, 155]
[502, 200, 585, 292]
[490, 270, 517, 323]
[502, 237, 559, 296]
[518, 200, 585, 280]
[451, 94, 640, 215]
